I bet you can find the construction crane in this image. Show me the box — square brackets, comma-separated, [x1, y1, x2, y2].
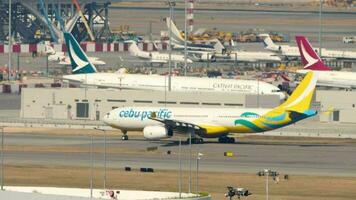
[72, 0, 95, 41]
[38, 0, 58, 43]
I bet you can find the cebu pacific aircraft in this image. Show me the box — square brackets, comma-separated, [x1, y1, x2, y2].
[296, 36, 356, 89]
[103, 71, 317, 143]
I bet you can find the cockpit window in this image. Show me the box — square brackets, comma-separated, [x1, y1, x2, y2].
[272, 90, 281, 92]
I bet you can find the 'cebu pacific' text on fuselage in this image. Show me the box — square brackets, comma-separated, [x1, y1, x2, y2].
[119, 108, 172, 121]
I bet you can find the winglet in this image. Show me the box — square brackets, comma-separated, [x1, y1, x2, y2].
[295, 36, 330, 71]
[64, 32, 97, 74]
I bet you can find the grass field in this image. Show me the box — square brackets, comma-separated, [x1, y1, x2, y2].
[4, 164, 356, 200]
[2, 127, 356, 199]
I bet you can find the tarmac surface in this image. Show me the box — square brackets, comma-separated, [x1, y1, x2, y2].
[3, 133, 356, 177]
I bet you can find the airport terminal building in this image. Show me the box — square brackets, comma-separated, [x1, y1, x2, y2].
[20, 88, 281, 120]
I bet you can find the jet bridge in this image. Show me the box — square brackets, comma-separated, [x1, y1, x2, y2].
[0, 0, 118, 43]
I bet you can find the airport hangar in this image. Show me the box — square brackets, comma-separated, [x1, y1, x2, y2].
[20, 87, 281, 120]
[19, 87, 356, 124]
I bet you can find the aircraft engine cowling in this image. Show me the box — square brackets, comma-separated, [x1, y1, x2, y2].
[200, 53, 216, 62]
[143, 126, 173, 139]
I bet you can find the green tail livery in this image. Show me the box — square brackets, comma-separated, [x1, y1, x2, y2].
[64, 32, 97, 74]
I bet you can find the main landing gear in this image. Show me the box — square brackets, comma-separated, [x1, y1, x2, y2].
[187, 137, 204, 144]
[218, 136, 235, 144]
[121, 130, 129, 141]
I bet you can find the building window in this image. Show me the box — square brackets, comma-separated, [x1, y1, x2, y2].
[95, 99, 101, 102]
[158, 101, 177, 104]
[107, 99, 126, 102]
[333, 111, 340, 122]
[112, 106, 118, 110]
[77, 103, 89, 118]
[134, 100, 153, 103]
[82, 99, 88, 102]
[224, 103, 243, 107]
[180, 102, 199, 105]
[202, 103, 221, 106]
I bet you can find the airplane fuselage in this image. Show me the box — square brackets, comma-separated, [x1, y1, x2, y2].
[297, 69, 356, 89]
[103, 106, 315, 137]
[62, 73, 286, 99]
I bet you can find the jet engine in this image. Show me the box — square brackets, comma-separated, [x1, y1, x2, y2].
[143, 126, 173, 139]
[200, 52, 216, 62]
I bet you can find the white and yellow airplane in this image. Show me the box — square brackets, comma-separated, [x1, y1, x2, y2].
[103, 72, 318, 143]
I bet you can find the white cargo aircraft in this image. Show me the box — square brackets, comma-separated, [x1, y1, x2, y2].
[128, 42, 193, 64]
[296, 36, 356, 89]
[45, 43, 106, 66]
[260, 33, 356, 60]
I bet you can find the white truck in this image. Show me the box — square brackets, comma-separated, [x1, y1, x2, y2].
[343, 36, 356, 43]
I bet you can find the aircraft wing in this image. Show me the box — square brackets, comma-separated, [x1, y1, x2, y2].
[149, 116, 204, 133]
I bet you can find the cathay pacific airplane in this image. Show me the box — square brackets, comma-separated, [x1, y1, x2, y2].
[296, 36, 356, 89]
[62, 32, 286, 100]
[260, 33, 356, 60]
[103, 71, 317, 143]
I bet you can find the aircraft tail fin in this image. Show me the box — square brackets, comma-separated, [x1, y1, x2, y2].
[165, 17, 185, 44]
[278, 71, 318, 113]
[127, 42, 142, 55]
[295, 36, 330, 71]
[211, 39, 225, 54]
[45, 44, 56, 55]
[64, 32, 97, 74]
[259, 34, 279, 50]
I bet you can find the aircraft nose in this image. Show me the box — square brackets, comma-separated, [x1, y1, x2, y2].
[102, 112, 111, 124]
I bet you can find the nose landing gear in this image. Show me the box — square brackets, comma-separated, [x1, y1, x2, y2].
[121, 130, 129, 140]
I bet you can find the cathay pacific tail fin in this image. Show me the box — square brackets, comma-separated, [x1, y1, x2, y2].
[295, 36, 330, 71]
[64, 32, 97, 74]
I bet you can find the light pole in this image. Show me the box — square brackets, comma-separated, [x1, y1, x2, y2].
[184, 0, 188, 76]
[167, 0, 176, 91]
[196, 152, 203, 196]
[90, 134, 93, 198]
[0, 127, 4, 190]
[8, 0, 12, 81]
[94, 127, 107, 190]
[258, 169, 279, 200]
[188, 130, 192, 193]
[319, 0, 323, 57]
[178, 137, 182, 198]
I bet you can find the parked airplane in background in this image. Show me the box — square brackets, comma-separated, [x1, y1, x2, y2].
[260, 33, 356, 60]
[103, 71, 317, 143]
[216, 49, 282, 63]
[128, 42, 193, 64]
[296, 36, 356, 89]
[45, 43, 106, 66]
[63, 32, 285, 99]
[166, 18, 281, 63]
[165, 17, 222, 52]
